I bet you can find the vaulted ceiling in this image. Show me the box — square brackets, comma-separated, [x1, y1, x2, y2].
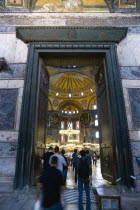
[47, 66, 97, 111]
[50, 72, 94, 93]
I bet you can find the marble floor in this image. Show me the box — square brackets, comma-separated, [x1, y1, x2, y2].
[1, 160, 140, 210]
[64, 159, 107, 209]
[66, 159, 110, 189]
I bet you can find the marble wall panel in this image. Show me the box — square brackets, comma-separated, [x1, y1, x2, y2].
[120, 67, 140, 79]
[0, 34, 17, 63]
[131, 142, 140, 156]
[14, 38, 28, 63]
[122, 80, 140, 131]
[128, 27, 140, 33]
[0, 33, 28, 63]
[0, 142, 17, 157]
[129, 131, 140, 141]
[117, 33, 140, 66]
[0, 64, 26, 79]
[0, 157, 16, 176]
[128, 88, 140, 130]
[0, 89, 18, 130]
[133, 157, 140, 176]
[0, 131, 18, 142]
[0, 26, 16, 33]
[0, 80, 24, 132]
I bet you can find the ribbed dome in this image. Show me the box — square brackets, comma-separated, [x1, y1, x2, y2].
[50, 72, 95, 93]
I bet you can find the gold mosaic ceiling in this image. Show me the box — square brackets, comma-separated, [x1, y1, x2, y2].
[50, 72, 95, 93]
[48, 66, 96, 100]
[48, 66, 97, 111]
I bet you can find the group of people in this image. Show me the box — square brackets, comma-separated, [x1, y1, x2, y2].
[37, 146, 100, 210]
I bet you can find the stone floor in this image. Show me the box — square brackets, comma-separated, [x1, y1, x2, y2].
[0, 160, 140, 210]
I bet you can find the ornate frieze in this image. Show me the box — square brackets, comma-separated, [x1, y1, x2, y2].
[16, 26, 128, 43]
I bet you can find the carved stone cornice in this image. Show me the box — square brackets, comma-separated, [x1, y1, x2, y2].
[16, 26, 128, 43]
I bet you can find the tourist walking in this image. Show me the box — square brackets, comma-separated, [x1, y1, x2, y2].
[72, 149, 80, 184]
[96, 150, 100, 159]
[61, 149, 68, 185]
[93, 151, 97, 166]
[78, 150, 91, 210]
[49, 146, 67, 173]
[86, 150, 93, 185]
[37, 156, 64, 210]
[41, 146, 54, 169]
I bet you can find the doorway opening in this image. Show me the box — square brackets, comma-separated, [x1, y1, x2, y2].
[34, 52, 118, 188]
[15, 44, 133, 189]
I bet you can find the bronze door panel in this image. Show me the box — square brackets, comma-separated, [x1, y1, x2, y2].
[96, 62, 117, 183]
[34, 58, 49, 181]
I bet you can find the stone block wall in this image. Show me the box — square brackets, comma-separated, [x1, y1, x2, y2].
[0, 30, 28, 184]
[118, 28, 140, 191]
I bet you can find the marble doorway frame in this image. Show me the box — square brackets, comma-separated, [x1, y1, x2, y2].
[14, 27, 134, 189]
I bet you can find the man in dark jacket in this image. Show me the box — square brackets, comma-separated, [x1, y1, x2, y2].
[41, 146, 54, 169]
[37, 156, 64, 210]
[72, 149, 80, 184]
[78, 150, 91, 210]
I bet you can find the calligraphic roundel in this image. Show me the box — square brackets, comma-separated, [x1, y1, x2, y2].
[80, 112, 91, 125]
[49, 113, 60, 126]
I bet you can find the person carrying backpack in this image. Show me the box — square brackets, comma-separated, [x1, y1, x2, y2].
[72, 149, 80, 184]
[78, 150, 91, 210]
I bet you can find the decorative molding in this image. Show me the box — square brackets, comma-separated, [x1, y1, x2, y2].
[16, 26, 128, 43]
[15, 41, 134, 188]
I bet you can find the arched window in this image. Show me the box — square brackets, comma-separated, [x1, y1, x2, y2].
[76, 121, 80, 129]
[95, 120, 98, 126]
[68, 121, 73, 129]
[96, 131, 99, 138]
[61, 121, 64, 129]
[61, 135, 64, 141]
[93, 104, 97, 110]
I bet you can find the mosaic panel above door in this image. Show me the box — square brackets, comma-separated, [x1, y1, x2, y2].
[2, 0, 138, 12]
[34, 0, 108, 12]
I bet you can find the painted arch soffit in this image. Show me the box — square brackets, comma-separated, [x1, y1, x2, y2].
[2, 0, 138, 12]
